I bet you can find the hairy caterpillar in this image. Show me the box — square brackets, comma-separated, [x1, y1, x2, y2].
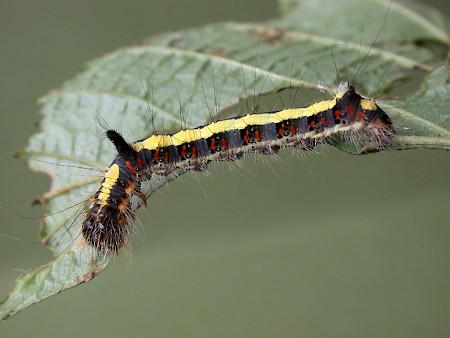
[82, 84, 394, 254]
[2, 0, 448, 323]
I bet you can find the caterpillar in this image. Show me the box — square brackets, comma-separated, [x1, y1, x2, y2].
[82, 84, 394, 255]
[2, 0, 449, 324]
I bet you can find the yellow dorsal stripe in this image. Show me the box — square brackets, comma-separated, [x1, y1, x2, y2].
[98, 163, 120, 205]
[360, 98, 377, 111]
[133, 96, 341, 151]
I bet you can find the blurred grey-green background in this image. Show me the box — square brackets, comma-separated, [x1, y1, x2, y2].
[1, 0, 449, 336]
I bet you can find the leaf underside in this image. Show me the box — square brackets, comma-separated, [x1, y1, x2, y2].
[1, 0, 449, 320]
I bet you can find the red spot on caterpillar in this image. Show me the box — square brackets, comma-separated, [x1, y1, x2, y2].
[153, 149, 159, 162]
[192, 146, 197, 157]
[320, 117, 327, 126]
[221, 137, 228, 149]
[334, 109, 341, 120]
[125, 161, 137, 174]
[164, 151, 169, 163]
[255, 129, 261, 141]
[290, 124, 296, 135]
[310, 120, 316, 127]
[243, 131, 249, 143]
[357, 112, 365, 120]
[180, 145, 187, 158]
[278, 126, 284, 136]
[137, 157, 144, 168]
[347, 104, 355, 117]
[210, 138, 216, 151]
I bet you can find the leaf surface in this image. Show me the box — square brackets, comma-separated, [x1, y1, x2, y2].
[1, 0, 448, 320]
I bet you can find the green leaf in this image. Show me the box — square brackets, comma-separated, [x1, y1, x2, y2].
[1, 0, 448, 320]
[384, 66, 450, 149]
